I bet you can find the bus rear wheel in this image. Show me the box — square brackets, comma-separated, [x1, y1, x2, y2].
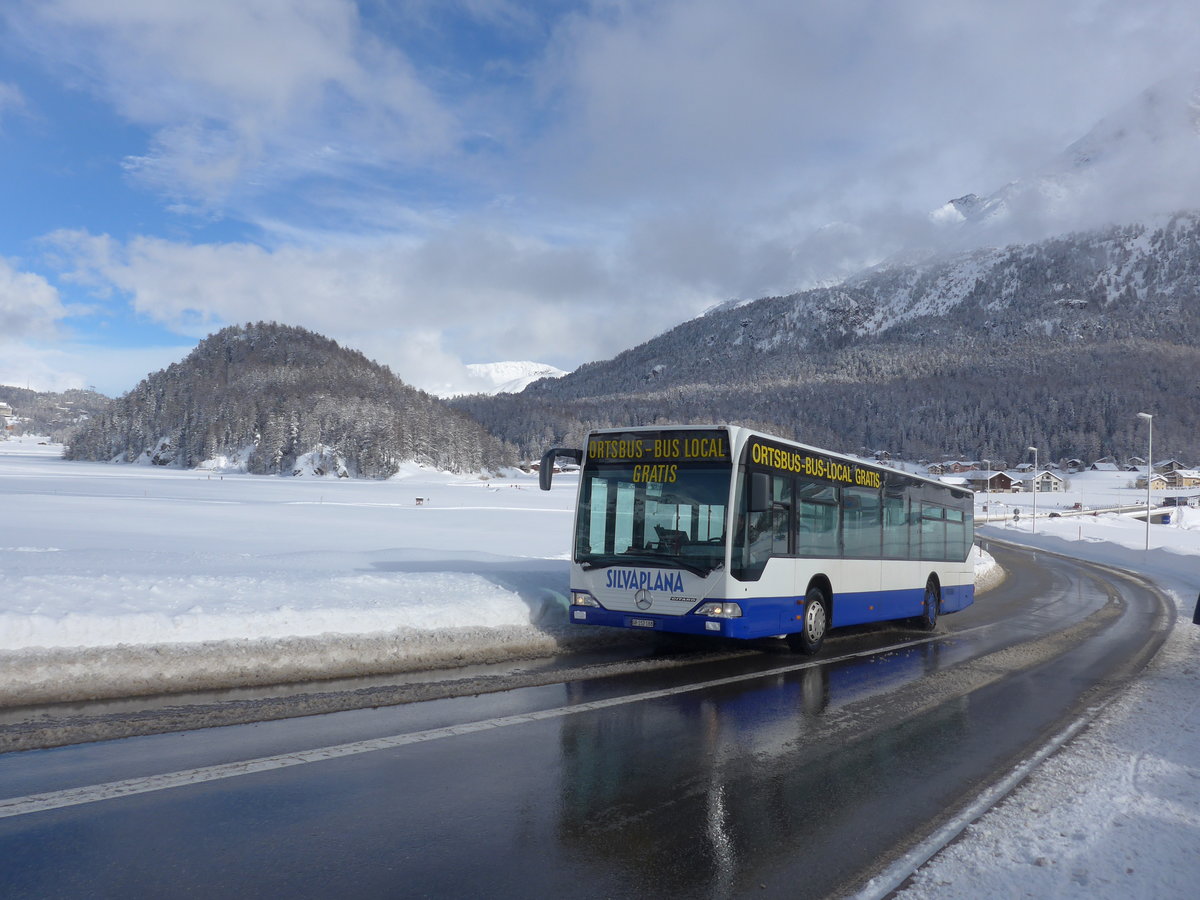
[788, 587, 828, 655]
[916, 578, 940, 631]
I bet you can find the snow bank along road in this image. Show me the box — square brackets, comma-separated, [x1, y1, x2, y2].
[0, 441, 606, 711]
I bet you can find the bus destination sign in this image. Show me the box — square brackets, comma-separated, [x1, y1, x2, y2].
[748, 438, 883, 489]
[586, 430, 731, 464]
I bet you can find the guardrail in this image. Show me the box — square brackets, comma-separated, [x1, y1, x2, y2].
[976, 504, 1171, 524]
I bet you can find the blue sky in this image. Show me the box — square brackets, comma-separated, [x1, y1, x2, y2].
[2, 1, 1199, 397]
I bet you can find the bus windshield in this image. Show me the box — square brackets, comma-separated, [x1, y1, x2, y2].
[575, 464, 730, 575]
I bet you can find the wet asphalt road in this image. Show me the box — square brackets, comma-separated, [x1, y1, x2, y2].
[0, 542, 1173, 899]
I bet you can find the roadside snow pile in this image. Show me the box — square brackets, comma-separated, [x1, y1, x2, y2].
[0, 626, 585, 707]
[973, 545, 1002, 592]
[0, 550, 580, 705]
[0, 568, 547, 650]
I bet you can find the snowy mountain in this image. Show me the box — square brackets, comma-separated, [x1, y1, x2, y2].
[462, 361, 567, 395]
[935, 71, 1200, 242]
[457, 214, 1200, 466]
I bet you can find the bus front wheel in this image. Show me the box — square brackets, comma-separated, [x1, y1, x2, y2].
[788, 588, 828, 655]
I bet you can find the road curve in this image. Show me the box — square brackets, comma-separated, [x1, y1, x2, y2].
[0, 542, 1173, 899]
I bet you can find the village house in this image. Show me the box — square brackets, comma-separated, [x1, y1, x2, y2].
[1153, 459, 1189, 474]
[928, 460, 987, 476]
[1023, 470, 1066, 493]
[1164, 468, 1200, 489]
[964, 471, 1018, 492]
[1135, 472, 1170, 490]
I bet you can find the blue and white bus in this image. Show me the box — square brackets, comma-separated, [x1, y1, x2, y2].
[540, 425, 974, 653]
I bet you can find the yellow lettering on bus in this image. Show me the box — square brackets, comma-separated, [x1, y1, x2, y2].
[589, 439, 648, 460]
[632, 463, 677, 483]
[654, 438, 681, 458]
[683, 437, 726, 458]
[751, 441, 883, 489]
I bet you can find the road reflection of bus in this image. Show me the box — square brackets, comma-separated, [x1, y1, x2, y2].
[554, 640, 963, 896]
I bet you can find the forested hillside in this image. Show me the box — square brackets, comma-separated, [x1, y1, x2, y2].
[0, 387, 110, 443]
[66, 323, 517, 476]
[455, 215, 1200, 465]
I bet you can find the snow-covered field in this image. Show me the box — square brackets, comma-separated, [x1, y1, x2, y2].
[2, 439, 1197, 897]
[0, 437, 591, 705]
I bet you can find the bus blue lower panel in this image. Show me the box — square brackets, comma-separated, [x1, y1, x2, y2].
[570, 585, 975, 639]
[941, 583, 975, 613]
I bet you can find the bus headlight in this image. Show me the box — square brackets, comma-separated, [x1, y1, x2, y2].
[571, 591, 601, 607]
[694, 601, 742, 618]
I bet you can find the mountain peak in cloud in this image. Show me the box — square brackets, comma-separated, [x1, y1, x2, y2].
[935, 70, 1200, 242]
[432, 362, 566, 400]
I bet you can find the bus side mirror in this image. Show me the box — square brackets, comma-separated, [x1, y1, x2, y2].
[539, 448, 582, 491]
[749, 471, 772, 512]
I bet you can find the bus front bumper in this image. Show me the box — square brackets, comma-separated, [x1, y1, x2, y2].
[569, 606, 768, 639]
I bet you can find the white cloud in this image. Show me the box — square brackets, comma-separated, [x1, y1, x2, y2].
[43, 225, 717, 392]
[0, 343, 86, 393]
[530, 1, 1200, 216]
[12, 0, 458, 207]
[0, 257, 67, 338]
[0, 255, 192, 395]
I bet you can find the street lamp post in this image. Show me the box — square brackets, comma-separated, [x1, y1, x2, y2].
[1028, 446, 1038, 534]
[1137, 412, 1153, 552]
[982, 458, 990, 520]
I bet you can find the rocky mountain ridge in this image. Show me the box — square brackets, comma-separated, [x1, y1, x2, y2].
[455, 214, 1200, 466]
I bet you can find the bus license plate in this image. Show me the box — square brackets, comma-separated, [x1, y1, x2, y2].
[630, 618, 655, 628]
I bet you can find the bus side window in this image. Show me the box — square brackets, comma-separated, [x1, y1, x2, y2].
[945, 506, 968, 561]
[882, 488, 908, 558]
[844, 486, 882, 558]
[796, 477, 839, 557]
[920, 503, 947, 560]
